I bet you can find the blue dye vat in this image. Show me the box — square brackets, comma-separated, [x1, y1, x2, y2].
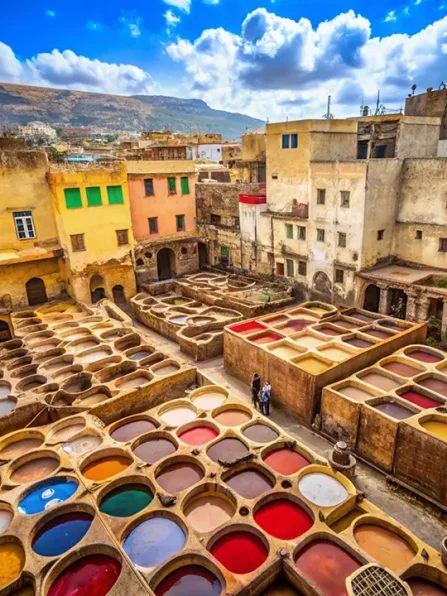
[124, 517, 186, 568]
[32, 512, 92, 556]
[18, 478, 78, 515]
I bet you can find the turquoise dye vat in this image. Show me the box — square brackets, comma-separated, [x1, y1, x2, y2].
[32, 512, 92, 556]
[123, 517, 185, 568]
[99, 484, 153, 518]
[18, 478, 78, 515]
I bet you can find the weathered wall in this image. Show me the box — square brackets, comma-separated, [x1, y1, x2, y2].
[396, 121, 440, 158]
[241, 133, 266, 161]
[405, 88, 447, 139]
[134, 239, 199, 282]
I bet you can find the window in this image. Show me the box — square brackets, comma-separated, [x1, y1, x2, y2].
[64, 188, 82, 209]
[70, 233, 85, 252]
[341, 191, 350, 208]
[211, 214, 221, 225]
[149, 217, 158, 234]
[176, 214, 185, 232]
[276, 262, 285, 275]
[286, 259, 294, 277]
[107, 185, 124, 205]
[116, 229, 129, 246]
[335, 268, 344, 284]
[377, 229, 384, 241]
[374, 145, 386, 158]
[234, 216, 240, 229]
[144, 178, 154, 196]
[180, 177, 190, 195]
[168, 177, 176, 194]
[298, 261, 307, 276]
[86, 186, 102, 207]
[285, 224, 293, 239]
[416, 230, 423, 240]
[439, 238, 447, 252]
[357, 141, 368, 159]
[317, 229, 325, 242]
[317, 189, 326, 205]
[272, 175, 278, 180]
[291, 133, 298, 149]
[297, 226, 306, 240]
[13, 211, 36, 240]
[282, 134, 290, 149]
[338, 232, 347, 248]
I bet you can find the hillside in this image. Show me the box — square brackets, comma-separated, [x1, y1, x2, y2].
[0, 82, 264, 140]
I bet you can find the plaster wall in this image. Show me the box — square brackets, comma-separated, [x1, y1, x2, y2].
[396, 121, 440, 158]
[197, 143, 222, 161]
[241, 133, 266, 161]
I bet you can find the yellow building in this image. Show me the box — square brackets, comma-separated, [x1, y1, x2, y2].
[48, 161, 137, 304]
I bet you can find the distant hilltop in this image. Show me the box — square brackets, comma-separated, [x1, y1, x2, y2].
[0, 82, 264, 141]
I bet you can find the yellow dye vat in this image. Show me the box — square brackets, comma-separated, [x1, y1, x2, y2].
[318, 347, 350, 362]
[294, 357, 331, 375]
[0, 543, 24, 588]
[421, 420, 447, 441]
[269, 345, 303, 360]
[292, 335, 325, 349]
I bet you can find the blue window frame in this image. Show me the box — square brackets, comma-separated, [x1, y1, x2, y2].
[291, 133, 298, 148]
[282, 134, 290, 149]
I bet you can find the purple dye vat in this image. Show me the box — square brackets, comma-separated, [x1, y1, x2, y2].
[374, 402, 415, 420]
[343, 338, 374, 349]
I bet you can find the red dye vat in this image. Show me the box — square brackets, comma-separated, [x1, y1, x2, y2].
[254, 499, 313, 540]
[407, 578, 447, 595]
[280, 320, 314, 333]
[155, 565, 222, 596]
[295, 540, 361, 596]
[399, 390, 440, 409]
[210, 531, 268, 574]
[407, 350, 443, 364]
[264, 448, 309, 476]
[251, 332, 284, 345]
[229, 321, 266, 335]
[48, 554, 121, 596]
[178, 426, 219, 446]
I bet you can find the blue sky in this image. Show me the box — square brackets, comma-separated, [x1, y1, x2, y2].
[1, 0, 447, 121]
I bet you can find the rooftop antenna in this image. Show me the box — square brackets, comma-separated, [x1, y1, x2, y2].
[322, 95, 334, 119]
[360, 96, 364, 116]
[412, 83, 417, 95]
[440, 82, 446, 90]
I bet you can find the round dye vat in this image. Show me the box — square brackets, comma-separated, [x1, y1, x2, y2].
[48, 554, 121, 596]
[110, 419, 156, 443]
[78, 349, 110, 364]
[192, 391, 226, 411]
[207, 438, 248, 463]
[0, 543, 24, 589]
[63, 435, 102, 456]
[178, 425, 219, 446]
[74, 393, 110, 407]
[133, 438, 176, 464]
[156, 462, 204, 493]
[263, 448, 310, 476]
[18, 478, 78, 514]
[421, 420, 447, 440]
[298, 473, 348, 507]
[0, 509, 12, 533]
[32, 512, 93, 556]
[243, 424, 279, 443]
[50, 422, 85, 442]
[213, 409, 251, 427]
[210, 531, 268, 574]
[11, 456, 59, 484]
[407, 579, 447, 595]
[381, 361, 421, 377]
[354, 524, 415, 572]
[155, 565, 222, 596]
[254, 499, 313, 540]
[399, 390, 440, 410]
[418, 377, 447, 397]
[407, 350, 443, 364]
[184, 493, 236, 532]
[99, 484, 153, 517]
[82, 455, 131, 481]
[294, 540, 360, 596]
[159, 407, 197, 427]
[374, 402, 415, 420]
[123, 517, 185, 568]
[0, 437, 43, 458]
[0, 384, 12, 398]
[0, 397, 16, 416]
[226, 469, 274, 499]
[359, 372, 402, 392]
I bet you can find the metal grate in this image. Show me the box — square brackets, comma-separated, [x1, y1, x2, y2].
[349, 565, 409, 596]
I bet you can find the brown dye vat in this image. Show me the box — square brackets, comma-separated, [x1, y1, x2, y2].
[242, 424, 279, 443]
[359, 372, 401, 391]
[381, 361, 421, 377]
[133, 439, 176, 464]
[363, 329, 394, 340]
[184, 493, 236, 532]
[379, 321, 403, 332]
[118, 375, 150, 390]
[156, 462, 204, 493]
[78, 350, 110, 364]
[70, 340, 98, 352]
[207, 438, 249, 463]
[265, 315, 289, 325]
[337, 385, 375, 402]
[20, 378, 46, 392]
[417, 377, 447, 397]
[225, 468, 273, 498]
[63, 376, 92, 393]
[335, 320, 363, 330]
[350, 313, 379, 324]
[45, 359, 74, 372]
[11, 456, 58, 484]
[111, 420, 156, 442]
[153, 364, 180, 376]
[74, 392, 109, 406]
[408, 579, 447, 595]
[354, 524, 415, 572]
[213, 409, 251, 427]
[263, 578, 302, 595]
[0, 438, 43, 457]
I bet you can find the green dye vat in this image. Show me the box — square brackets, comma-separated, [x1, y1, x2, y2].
[99, 484, 153, 517]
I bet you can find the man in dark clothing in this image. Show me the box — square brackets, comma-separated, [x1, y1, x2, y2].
[251, 373, 261, 410]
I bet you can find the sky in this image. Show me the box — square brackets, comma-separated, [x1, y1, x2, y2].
[1, 0, 447, 122]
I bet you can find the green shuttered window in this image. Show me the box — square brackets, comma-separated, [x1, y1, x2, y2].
[168, 177, 176, 194]
[86, 186, 102, 207]
[64, 188, 82, 209]
[107, 185, 124, 205]
[180, 177, 190, 195]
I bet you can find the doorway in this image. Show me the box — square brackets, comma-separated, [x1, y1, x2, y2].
[90, 274, 106, 303]
[157, 248, 175, 280]
[0, 321, 11, 342]
[363, 284, 380, 312]
[389, 288, 407, 319]
[26, 278, 47, 306]
[112, 285, 126, 306]
[198, 242, 208, 268]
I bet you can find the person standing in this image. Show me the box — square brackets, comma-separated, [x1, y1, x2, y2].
[261, 381, 271, 416]
[251, 373, 261, 410]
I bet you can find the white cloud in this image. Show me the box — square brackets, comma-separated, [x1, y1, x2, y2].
[46, 9, 56, 17]
[162, 0, 191, 14]
[120, 15, 142, 37]
[402, 7, 410, 16]
[384, 10, 397, 21]
[0, 43, 156, 95]
[203, 0, 220, 4]
[164, 9, 181, 26]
